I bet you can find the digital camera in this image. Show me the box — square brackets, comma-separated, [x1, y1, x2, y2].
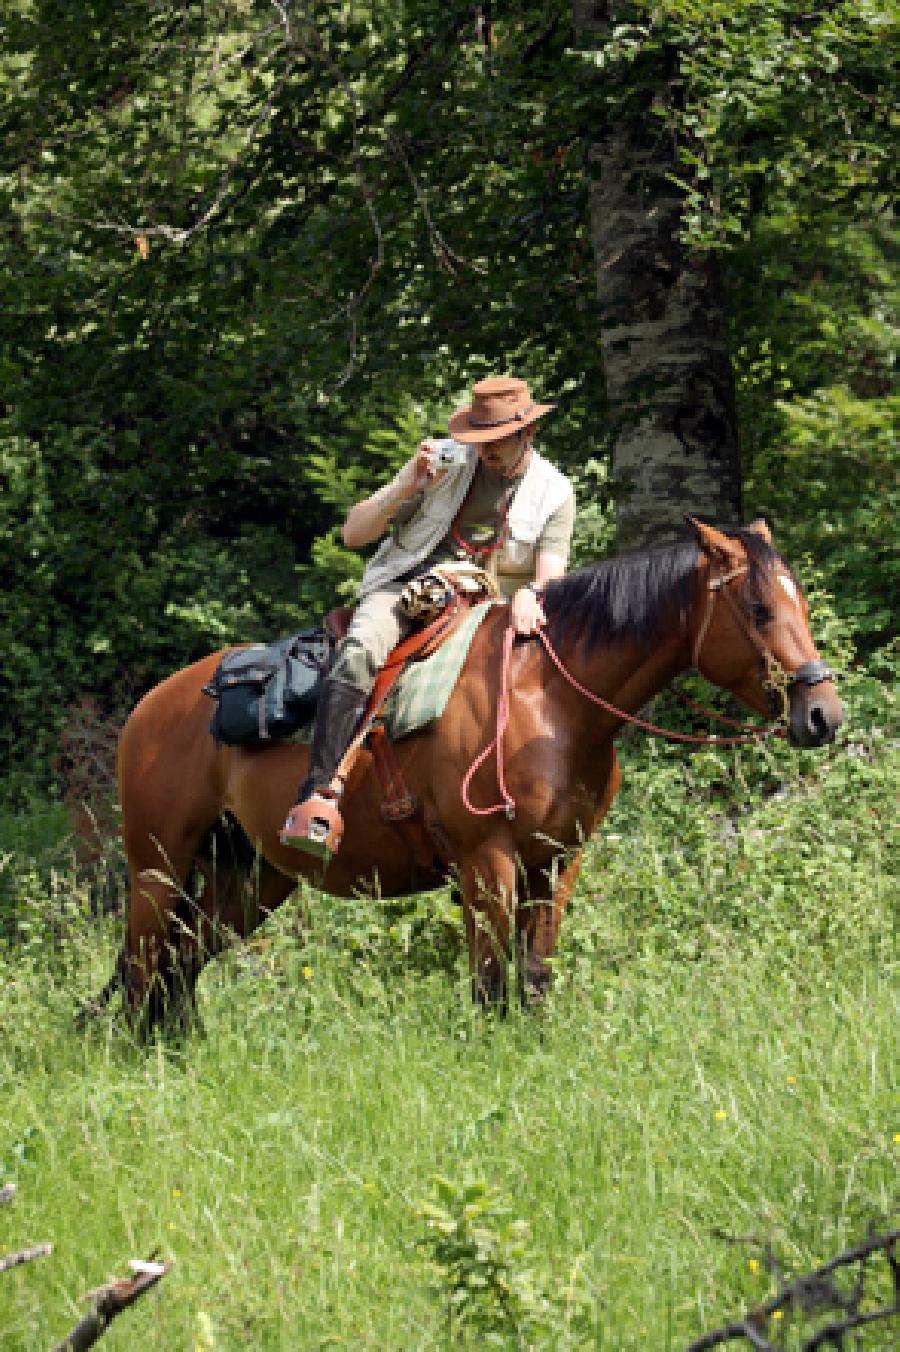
[428, 438, 468, 468]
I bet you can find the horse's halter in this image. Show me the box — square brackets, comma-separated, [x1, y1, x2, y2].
[692, 557, 837, 723]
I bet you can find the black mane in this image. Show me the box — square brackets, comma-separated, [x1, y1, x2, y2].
[543, 528, 790, 653]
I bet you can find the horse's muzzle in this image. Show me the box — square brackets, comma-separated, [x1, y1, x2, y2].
[787, 666, 844, 747]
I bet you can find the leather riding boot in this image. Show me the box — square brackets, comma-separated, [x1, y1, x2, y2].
[279, 678, 368, 856]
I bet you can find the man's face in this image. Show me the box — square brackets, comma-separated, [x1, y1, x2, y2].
[478, 429, 533, 478]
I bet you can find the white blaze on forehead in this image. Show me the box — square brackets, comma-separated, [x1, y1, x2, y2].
[778, 573, 798, 604]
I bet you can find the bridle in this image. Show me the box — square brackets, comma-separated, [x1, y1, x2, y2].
[462, 552, 838, 820]
[693, 559, 838, 723]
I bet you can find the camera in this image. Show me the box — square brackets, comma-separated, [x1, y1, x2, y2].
[427, 438, 468, 468]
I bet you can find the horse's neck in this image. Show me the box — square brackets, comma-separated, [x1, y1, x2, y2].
[559, 632, 688, 727]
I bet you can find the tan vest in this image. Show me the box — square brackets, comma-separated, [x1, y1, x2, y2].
[358, 444, 573, 598]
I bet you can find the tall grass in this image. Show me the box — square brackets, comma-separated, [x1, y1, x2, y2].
[1, 713, 896, 1348]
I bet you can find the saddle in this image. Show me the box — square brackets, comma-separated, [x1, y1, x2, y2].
[317, 564, 501, 866]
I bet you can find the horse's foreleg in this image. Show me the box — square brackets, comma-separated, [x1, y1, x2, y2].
[517, 749, 622, 1004]
[518, 850, 585, 1003]
[459, 838, 517, 1010]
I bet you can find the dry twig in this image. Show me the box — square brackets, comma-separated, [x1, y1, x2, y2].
[0, 1242, 53, 1274]
[49, 1257, 172, 1351]
[0, 1183, 53, 1276]
[687, 1228, 899, 1351]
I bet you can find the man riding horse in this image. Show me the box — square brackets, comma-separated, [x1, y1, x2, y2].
[280, 375, 576, 855]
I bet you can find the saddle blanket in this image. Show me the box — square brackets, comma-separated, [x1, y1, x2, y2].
[382, 600, 496, 740]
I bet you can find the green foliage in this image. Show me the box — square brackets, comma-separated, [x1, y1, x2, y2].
[0, 799, 73, 942]
[1, 0, 894, 794]
[567, 455, 617, 566]
[574, 0, 894, 636]
[417, 1176, 551, 1346]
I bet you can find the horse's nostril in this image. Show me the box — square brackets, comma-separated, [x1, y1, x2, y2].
[809, 705, 828, 739]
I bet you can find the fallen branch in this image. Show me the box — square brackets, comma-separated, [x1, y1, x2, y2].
[0, 1242, 52, 1274]
[0, 1182, 53, 1275]
[687, 1227, 899, 1351]
[49, 1257, 173, 1352]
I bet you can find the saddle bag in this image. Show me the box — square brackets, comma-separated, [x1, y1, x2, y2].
[203, 630, 329, 745]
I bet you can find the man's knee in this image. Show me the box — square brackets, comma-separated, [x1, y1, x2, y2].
[329, 637, 379, 692]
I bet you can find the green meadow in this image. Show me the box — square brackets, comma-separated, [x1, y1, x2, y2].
[1, 697, 896, 1349]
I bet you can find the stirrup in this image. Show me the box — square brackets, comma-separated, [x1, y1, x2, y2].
[279, 787, 344, 859]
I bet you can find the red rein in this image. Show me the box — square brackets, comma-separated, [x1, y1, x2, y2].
[461, 623, 784, 819]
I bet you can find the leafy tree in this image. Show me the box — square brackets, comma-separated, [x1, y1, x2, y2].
[572, 1, 894, 620]
[0, 0, 893, 792]
[573, 1, 742, 547]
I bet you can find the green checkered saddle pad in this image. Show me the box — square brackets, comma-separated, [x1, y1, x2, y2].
[383, 600, 497, 741]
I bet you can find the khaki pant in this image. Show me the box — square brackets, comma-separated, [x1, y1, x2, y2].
[329, 581, 417, 694]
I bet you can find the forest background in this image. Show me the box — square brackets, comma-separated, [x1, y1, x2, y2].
[1, 0, 895, 795]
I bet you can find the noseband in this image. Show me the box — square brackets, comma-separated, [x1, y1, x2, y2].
[693, 561, 838, 723]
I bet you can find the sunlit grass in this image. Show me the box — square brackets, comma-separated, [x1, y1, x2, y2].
[0, 733, 896, 1348]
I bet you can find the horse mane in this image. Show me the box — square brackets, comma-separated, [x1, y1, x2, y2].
[543, 527, 791, 653]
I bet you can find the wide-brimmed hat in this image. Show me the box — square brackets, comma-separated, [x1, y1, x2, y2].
[447, 376, 555, 445]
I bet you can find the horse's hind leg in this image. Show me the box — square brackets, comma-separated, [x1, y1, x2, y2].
[124, 834, 207, 1028]
[158, 819, 296, 1033]
[115, 660, 229, 1027]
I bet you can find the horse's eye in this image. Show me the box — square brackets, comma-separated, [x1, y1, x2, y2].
[752, 601, 773, 627]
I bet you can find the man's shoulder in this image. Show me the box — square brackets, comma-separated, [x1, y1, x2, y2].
[529, 449, 574, 504]
[532, 448, 572, 484]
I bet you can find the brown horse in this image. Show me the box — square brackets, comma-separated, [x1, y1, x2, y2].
[89, 519, 842, 1029]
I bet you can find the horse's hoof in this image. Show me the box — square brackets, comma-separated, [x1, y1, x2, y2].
[472, 968, 509, 1014]
[521, 956, 553, 1005]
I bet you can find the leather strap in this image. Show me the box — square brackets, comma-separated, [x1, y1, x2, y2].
[367, 721, 437, 871]
[368, 721, 416, 821]
[791, 658, 839, 687]
[330, 596, 466, 791]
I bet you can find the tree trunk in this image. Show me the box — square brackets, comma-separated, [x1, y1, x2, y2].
[574, 3, 742, 550]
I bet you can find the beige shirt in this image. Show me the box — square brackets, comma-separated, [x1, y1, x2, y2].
[360, 444, 574, 598]
[421, 460, 575, 597]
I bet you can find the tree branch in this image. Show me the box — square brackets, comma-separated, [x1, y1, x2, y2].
[686, 1228, 899, 1352]
[49, 1258, 172, 1352]
[0, 1242, 52, 1275]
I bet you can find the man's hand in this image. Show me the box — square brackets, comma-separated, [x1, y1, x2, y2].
[343, 441, 454, 547]
[392, 441, 450, 500]
[511, 585, 545, 636]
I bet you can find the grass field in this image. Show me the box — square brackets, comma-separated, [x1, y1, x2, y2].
[1, 709, 896, 1348]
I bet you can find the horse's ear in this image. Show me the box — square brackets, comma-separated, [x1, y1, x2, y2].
[685, 515, 744, 566]
[746, 516, 773, 545]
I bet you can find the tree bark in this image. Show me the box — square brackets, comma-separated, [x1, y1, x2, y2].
[574, 3, 742, 549]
